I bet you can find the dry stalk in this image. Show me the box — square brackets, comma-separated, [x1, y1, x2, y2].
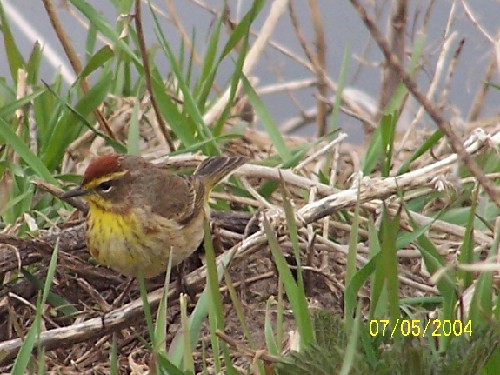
[269, 39, 376, 130]
[178, 0, 376, 130]
[134, 0, 175, 151]
[398, 31, 460, 153]
[203, 0, 290, 125]
[461, 0, 495, 44]
[164, 0, 202, 66]
[299, 130, 500, 222]
[468, 52, 498, 122]
[42, 0, 114, 139]
[308, 0, 327, 136]
[439, 38, 465, 110]
[294, 132, 347, 172]
[349, 0, 500, 208]
[313, 235, 437, 294]
[409, 32, 458, 130]
[289, 0, 328, 136]
[378, 0, 407, 114]
[216, 330, 282, 364]
[351, 1, 387, 82]
[257, 78, 316, 96]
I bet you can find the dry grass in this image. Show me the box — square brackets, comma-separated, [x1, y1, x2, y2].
[1, 0, 499, 373]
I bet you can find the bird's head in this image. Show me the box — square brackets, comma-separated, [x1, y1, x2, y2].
[61, 154, 140, 211]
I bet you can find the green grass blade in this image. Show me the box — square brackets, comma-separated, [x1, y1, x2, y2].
[43, 77, 114, 169]
[367, 218, 386, 319]
[150, 72, 197, 147]
[212, 22, 251, 137]
[345, 179, 361, 327]
[223, 268, 257, 349]
[127, 96, 141, 156]
[154, 352, 187, 375]
[0, 1, 25, 83]
[22, 270, 78, 317]
[148, 3, 219, 154]
[243, 76, 292, 162]
[179, 295, 194, 372]
[137, 272, 155, 345]
[79, 45, 115, 79]
[195, 15, 223, 109]
[0, 117, 57, 184]
[109, 334, 118, 375]
[26, 42, 43, 85]
[397, 129, 443, 175]
[469, 218, 500, 325]
[282, 182, 304, 290]
[264, 297, 279, 356]
[219, 0, 265, 59]
[363, 34, 426, 176]
[69, 0, 141, 67]
[458, 187, 478, 288]
[84, 22, 98, 61]
[263, 215, 315, 348]
[380, 113, 397, 176]
[339, 301, 362, 375]
[330, 43, 350, 132]
[379, 206, 402, 323]
[167, 248, 233, 366]
[363, 112, 397, 176]
[11, 242, 59, 374]
[154, 250, 173, 356]
[202, 219, 223, 371]
[0, 88, 46, 119]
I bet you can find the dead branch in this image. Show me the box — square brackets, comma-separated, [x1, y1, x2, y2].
[349, 0, 500, 208]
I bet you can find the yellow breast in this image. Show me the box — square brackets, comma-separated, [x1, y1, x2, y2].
[85, 202, 205, 278]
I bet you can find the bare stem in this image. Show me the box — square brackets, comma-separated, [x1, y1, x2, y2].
[134, 0, 176, 151]
[349, 0, 500, 208]
[42, 0, 115, 139]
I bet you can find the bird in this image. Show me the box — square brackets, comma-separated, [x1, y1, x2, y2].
[61, 154, 247, 278]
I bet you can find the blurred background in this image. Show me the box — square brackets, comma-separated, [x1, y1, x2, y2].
[1, 0, 499, 142]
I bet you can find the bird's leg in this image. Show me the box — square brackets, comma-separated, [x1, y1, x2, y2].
[111, 277, 135, 309]
[175, 263, 197, 303]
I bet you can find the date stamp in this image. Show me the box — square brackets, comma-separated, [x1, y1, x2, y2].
[369, 319, 472, 338]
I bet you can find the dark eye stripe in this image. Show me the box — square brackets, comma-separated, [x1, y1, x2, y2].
[97, 181, 113, 191]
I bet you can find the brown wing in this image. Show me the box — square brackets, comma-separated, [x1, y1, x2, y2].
[138, 168, 205, 225]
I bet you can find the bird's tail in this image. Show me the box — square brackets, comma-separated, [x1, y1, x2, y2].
[195, 156, 247, 191]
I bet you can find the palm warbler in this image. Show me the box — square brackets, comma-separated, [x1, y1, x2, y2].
[61, 154, 247, 278]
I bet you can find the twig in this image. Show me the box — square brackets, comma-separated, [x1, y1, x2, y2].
[215, 330, 282, 364]
[289, 1, 328, 136]
[33, 180, 88, 213]
[257, 78, 316, 96]
[134, 0, 176, 151]
[294, 132, 347, 172]
[461, 0, 495, 44]
[398, 31, 459, 153]
[308, 0, 328, 136]
[468, 52, 498, 122]
[378, 0, 407, 113]
[42, 0, 114, 139]
[189, 0, 375, 129]
[439, 38, 465, 109]
[203, 0, 290, 125]
[299, 130, 500, 222]
[164, 0, 201, 66]
[349, 0, 500, 208]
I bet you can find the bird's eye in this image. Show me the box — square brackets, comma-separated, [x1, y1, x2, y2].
[97, 181, 113, 192]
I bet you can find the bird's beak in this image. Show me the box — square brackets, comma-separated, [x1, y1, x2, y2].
[61, 186, 88, 198]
